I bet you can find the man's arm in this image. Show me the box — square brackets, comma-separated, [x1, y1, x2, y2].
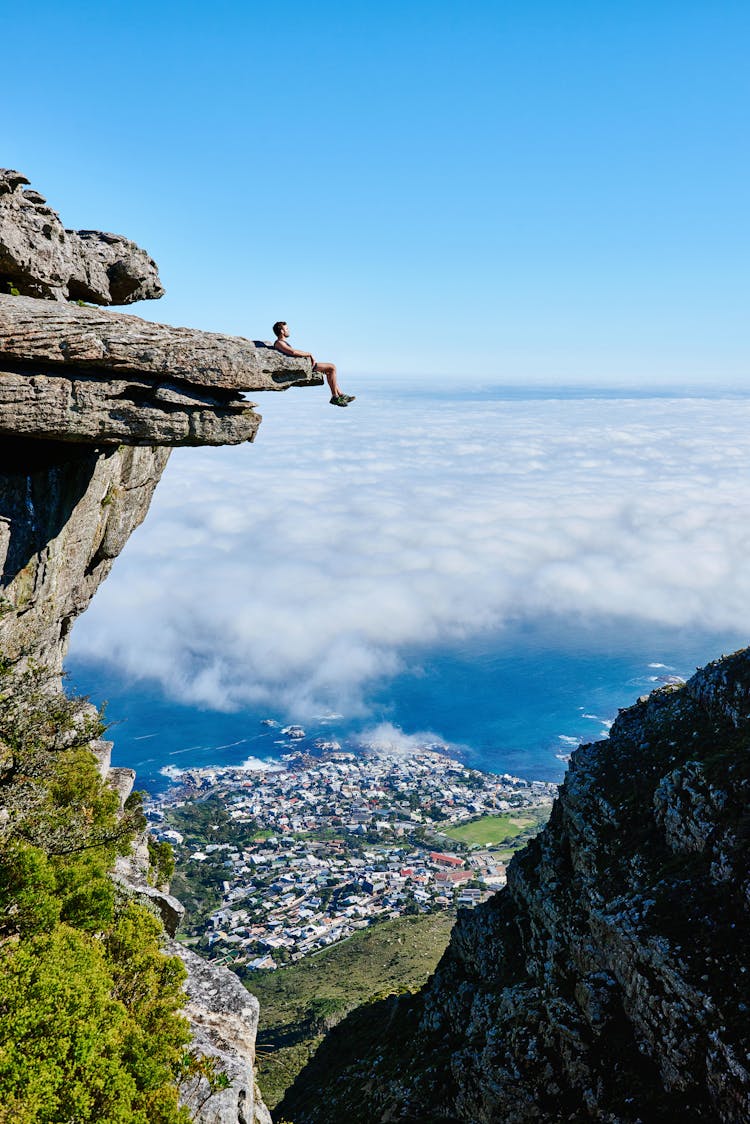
[274, 340, 314, 361]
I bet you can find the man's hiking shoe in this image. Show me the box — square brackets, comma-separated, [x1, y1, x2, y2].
[342, 394, 356, 403]
[330, 395, 349, 407]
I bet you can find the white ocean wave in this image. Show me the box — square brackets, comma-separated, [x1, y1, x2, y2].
[239, 756, 283, 771]
[160, 756, 282, 779]
[357, 721, 451, 757]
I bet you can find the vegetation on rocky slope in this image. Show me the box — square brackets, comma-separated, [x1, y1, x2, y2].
[250, 911, 455, 1110]
[0, 665, 193, 1124]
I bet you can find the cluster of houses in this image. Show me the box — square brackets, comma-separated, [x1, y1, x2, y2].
[150, 749, 555, 969]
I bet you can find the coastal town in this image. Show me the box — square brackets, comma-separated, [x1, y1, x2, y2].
[147, 741, 556, 971]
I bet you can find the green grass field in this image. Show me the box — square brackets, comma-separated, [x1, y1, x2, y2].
[441, 806, 551, 848]
[249, 912, 455, 1109]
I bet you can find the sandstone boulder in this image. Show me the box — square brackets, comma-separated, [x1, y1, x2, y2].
[111, 870, 186, 937]
[0, 169, 164, 304]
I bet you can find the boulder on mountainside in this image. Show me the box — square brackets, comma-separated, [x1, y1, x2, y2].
[0, 169, 164, 304]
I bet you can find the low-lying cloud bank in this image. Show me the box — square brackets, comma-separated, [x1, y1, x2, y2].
[355, 722, 451, 757]
[69, 384, 750, 715]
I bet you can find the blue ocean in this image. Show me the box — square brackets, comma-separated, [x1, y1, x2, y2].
[66, 624, 742, 795]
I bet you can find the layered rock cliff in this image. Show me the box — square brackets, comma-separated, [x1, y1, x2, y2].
[0, 170, 317, 1124]
[0, 170, 320, 676]
[0, 440, 169, 671]
[280, 649, 750, 1123]
[0, 293, 318, 446]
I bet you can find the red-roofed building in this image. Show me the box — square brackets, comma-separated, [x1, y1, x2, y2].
[430, 852, 464, 868]
[435, 870, 473, 885]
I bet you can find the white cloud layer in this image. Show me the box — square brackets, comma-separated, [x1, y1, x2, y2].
[355, 722, 450, 757]
[69, 383, 750, 715]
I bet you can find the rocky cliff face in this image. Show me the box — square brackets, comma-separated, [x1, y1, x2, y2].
[0, 170, 320, 675]
[0, 171, 316, 1124]
[170, 942, 273, 1124]
[280, 650, 750, 1124]
[0, 440, 169, 671]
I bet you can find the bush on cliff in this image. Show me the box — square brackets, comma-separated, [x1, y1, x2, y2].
[0, 664, 192, 1123]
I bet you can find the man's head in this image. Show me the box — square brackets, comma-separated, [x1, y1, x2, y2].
[272, 321, 287, 339]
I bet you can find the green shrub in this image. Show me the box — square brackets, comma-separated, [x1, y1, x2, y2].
[0, 666, 195, 1122]
[148, 836, 176, 886]
[0, 843, 59, 938]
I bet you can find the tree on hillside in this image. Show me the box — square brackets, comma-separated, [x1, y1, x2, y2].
[0, 664, 198, 1123]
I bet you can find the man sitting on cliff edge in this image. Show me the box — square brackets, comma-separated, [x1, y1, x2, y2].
[272, 321, 355, 408]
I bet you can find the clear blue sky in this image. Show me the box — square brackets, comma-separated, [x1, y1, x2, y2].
[5, 1, 749, 384]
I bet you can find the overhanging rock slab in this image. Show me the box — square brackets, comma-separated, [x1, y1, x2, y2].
[0, 294, 322, 391]
[0, 294, 322, 446]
